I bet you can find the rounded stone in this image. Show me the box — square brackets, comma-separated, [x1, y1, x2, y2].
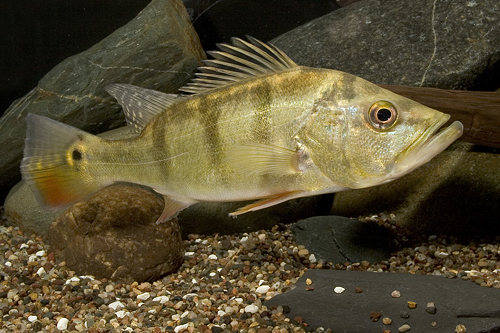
[47, 184, 184, 282]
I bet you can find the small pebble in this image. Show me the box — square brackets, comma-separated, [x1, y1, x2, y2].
[370, 312, 381, 322]
[455, 324, 467, 333]
[306, 278, 313, 285]
[256, 285, 270, 294]
[398, 324, 411, 332]
[425, 302, 437, 314]
[109, 300, 125, 311]
[355, 287, 363, 293]
[391, 290, 401, 298]
[407, 301, 417, 309]
[400, 311, 410, 319]
[334, 286, 345, 294]
[57, 318, 69, 330]
[244, 304, 259, 313]
[382, 317, 392, 325]
[137, 292, 151, 301]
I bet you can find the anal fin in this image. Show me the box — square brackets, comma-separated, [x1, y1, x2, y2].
[157, 196, 194, 224]
[229, 191, 304, 216]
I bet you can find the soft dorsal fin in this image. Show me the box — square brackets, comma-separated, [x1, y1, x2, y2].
[179, 36, 298, 95]
[106, 84, 182, 132]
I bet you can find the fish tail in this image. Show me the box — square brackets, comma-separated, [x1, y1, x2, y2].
[21, 114, 103, 210]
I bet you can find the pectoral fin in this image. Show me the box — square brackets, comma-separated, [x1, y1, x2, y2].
[225, 143, 304, 176]
[229, 191, 304, 216]
[156, 196, 194, 224]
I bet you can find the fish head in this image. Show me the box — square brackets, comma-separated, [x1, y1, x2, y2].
[304, 77, 463, 189]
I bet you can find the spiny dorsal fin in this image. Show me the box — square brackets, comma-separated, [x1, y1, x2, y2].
[106, 84, 182, 133]
[179, 36, 298, 95]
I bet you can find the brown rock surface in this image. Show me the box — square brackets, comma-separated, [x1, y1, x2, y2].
[47, 184, 184, 282]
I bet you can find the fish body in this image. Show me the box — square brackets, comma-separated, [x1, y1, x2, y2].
[21, 37, 463, 222]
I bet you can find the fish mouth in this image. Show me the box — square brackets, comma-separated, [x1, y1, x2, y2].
[389, 113, 464, 179]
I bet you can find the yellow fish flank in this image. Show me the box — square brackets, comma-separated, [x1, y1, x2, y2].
[21, 37, 463, 222]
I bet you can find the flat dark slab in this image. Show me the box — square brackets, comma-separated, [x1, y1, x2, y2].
[265, 270, 500, 333]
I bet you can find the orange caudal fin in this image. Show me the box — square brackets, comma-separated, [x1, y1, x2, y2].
[21, 114, 103, 211]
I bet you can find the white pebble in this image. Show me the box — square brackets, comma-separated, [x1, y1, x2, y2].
[435, 251, 449, 259]
[334, 286, 345, 294]
[20, 244, 29, 249]
[153, 295, 169, 304]
[174, 323, 189, 333]
[35, 250, 46, 257]
[256, 285, 270, 294]
[137, 292, 150, 301]
[309, 254, 317, 263]
[28, 255, 38, 263]
[4, 261, 11, 267]
[66, 277, 80, 284]
[36, 267, 46, 277]
[218, 310, 226, 316]
[28, 315, 37, 322]
[185, 251, 195, 256]
[109, 301, 125, 311]
[244, 304, 259, 313]
[57, 318, 69, 330]
[208, 254, 218, 260]
[115, 310, 130, 319]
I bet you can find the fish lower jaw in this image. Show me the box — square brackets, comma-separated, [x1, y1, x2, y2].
[390, 120, 463, 179]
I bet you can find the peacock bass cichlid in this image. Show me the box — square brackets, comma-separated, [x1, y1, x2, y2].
[21, 37, 463, 223]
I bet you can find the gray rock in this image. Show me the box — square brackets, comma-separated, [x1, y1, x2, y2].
[177, 195, 333, 237]
[292, 216, 395, 264]
[47, 184, 184, 282]
[272, 0, 500, 90]
[3, 181, 60, 236]
[331, 142, 500, 237]
[5, 128, 334, 237]
[0, 0, 205, 199]
[265, 269, 500, 332]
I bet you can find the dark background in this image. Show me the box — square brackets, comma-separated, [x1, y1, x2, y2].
[0, 0, 339, 117]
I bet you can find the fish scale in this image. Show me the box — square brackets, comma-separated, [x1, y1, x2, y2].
[21, 37, 463, 222]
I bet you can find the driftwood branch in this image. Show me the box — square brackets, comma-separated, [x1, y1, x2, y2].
[380, 85, 500, 149]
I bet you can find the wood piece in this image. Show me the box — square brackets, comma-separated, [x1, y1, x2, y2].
[381, 85, 500, 148]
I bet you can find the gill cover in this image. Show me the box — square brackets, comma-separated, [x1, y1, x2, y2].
[21, 114, 102, 210]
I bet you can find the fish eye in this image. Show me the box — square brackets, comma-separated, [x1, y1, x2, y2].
[368, 101, 398, 130]
[72, 149, 83, 161]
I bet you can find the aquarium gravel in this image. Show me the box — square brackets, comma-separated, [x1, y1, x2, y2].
[1, 212, 500, 333]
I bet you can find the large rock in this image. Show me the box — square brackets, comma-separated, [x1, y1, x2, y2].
[272, 0, 500, 90]
[292, 216, 395, 265]
[0, 0, 205, 201]
[331, 142, 500, 237]
[265, 269, 500, 332]
[47, 184, 184, 282]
